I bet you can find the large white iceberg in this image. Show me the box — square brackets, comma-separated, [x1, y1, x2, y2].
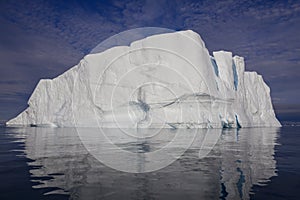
[6, 30, 281, 128]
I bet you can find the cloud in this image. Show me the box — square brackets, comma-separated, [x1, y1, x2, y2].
[0, 0, 124, 53]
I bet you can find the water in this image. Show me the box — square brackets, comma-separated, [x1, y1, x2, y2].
[0, 126, 299, 200]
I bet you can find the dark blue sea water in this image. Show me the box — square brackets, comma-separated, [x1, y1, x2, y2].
[0, 126, 299, 200]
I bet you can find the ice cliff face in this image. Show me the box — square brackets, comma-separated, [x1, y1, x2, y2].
[6, 30, 281, 128]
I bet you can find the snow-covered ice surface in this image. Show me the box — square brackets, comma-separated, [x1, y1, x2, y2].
[6, 30, 281, 128]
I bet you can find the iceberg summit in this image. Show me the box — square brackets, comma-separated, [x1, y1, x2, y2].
[7, 30, 281, 128]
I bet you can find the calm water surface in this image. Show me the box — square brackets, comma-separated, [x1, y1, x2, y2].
[0, 126, 299, 200]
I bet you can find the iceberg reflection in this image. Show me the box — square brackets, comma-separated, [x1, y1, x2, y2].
[11, 127, 279, 199]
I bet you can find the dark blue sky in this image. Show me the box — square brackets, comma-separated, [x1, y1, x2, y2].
[0, 0, 300, 122]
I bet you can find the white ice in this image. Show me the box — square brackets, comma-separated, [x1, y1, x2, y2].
[6, 30, 281, 128]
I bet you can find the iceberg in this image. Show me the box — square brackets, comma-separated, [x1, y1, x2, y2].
[6, 30, 281, 128]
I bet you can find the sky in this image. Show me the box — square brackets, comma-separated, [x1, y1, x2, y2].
[0, 0, 300, 123]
